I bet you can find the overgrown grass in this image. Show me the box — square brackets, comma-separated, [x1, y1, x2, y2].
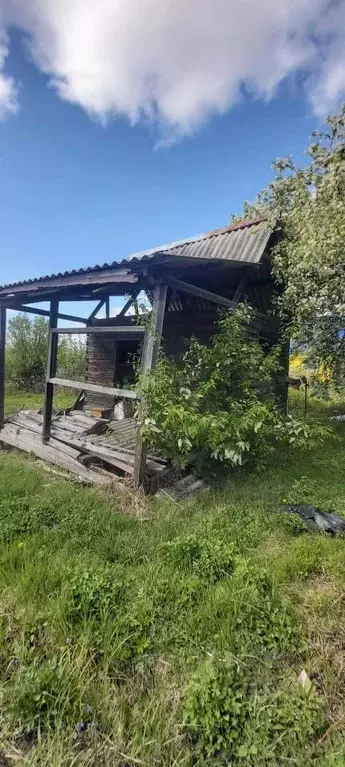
[0, 393, 345, 764]
[4, 388, 76, 414]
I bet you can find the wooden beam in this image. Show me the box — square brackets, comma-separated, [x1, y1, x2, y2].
[133, 282, 168, 488]
[42, 300, 59, 442]
[162, 276, 237, 309]
[0, 306, 6, 429]
[48, 377, 139, 400]
[51, 325, 145, 336]
[232, 275, 248, 305]
[88, 299, 106, 321]
[14, 304, 87, 324]
[0, 268, 137, 299]
[116, 288, 141, 318]
[105, 297, 110, 319]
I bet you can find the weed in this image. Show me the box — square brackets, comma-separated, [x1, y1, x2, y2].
[162, 532, 235, 582]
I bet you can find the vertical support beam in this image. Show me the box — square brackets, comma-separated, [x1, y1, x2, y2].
[0, 305, 6, 429]
[42, 300, 59, 442]
[105, 296, 110, 319]
[133, 283, 168, 488]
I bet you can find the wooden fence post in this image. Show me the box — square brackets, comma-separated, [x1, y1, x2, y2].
[0, 306, 6, 430]
[133, 283, 167, 487]
[42, 300, 59, 442]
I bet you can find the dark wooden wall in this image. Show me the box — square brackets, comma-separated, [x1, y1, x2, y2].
[84, 260, 287, 411]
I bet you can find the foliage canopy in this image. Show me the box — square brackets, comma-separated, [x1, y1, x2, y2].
[6, 313, 85, 391]
[138, 306, 329, 471]
[241, 105, 345, 381]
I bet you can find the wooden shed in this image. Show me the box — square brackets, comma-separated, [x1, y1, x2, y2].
[0, 219, 287, 487]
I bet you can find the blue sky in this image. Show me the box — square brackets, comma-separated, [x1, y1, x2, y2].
[0, 1, 344, 315]
[0, 33, 315, 288]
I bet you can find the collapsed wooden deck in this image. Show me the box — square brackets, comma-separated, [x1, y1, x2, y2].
[0, 409, 167, 486]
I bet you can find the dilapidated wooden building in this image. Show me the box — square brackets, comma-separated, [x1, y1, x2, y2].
[0, 218, 286, 487]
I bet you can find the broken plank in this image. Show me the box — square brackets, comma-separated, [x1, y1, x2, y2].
[0, 423, 109, 484]
[50, 429, 134, 474]
[51, 428, 165, 475]
[48, 377, 139, 400]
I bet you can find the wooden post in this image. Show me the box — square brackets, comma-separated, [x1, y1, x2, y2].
[133, 283, 168, 488]
[105, 297, 110, 319]
[0, 305, 6, 429]
[42, 300, 59, 442]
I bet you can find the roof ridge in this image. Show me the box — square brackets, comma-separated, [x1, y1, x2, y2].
[162, 218, 265, 252]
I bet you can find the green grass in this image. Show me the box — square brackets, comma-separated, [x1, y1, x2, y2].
[4, 388, 77, 414]
[0, 393, 345, 764]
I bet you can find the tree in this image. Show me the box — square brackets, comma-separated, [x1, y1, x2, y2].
[6, 314, 48, 391]
[240, 105, 345, 381]
[6, 313, 85, 391]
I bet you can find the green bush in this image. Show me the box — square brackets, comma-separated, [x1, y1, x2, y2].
[0, 498, 59, 543]
[137, 306, 331, 472]
[183, 657, 322, 765]
[162, 533, 235, 582]
[65, 564, 123, 622]
[6, 655, 82, 733]
[183, 655, 253, 761]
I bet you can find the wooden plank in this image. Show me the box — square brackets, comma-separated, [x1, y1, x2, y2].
[0, 268, 137, 298]
[51, 325, 145, 336]
[162, 276, 237, 310]
[42, 300, 59, 442]
[66, 412, 101, 428]
[0, 423, 109, 484]
[0, 306, 6, 429]
[116, 288, 141, 319]
[13, 305, 87, 324]
[88, 298, 106, 320]
[133, 282, 168, 488]
[48, 377, 139, 400]
[232, 275, 248, 305]
[52, 428, 164, 475]
[51, 431, 134, 474]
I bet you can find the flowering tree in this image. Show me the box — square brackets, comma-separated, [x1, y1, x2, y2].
[241, 105, 345, 381]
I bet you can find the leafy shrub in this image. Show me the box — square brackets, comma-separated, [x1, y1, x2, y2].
[183, 655, 253, 761]
[137, 306, 331, 472]
[162, 533, 235, 583]
[285, 475, 322, 506]
[227, 560, 299, 653]
[0, 498, 58, 543]
[183, 656, 322, 765]
[6, 655, 79, 733]
[66, 564, 123, 622]
[280, 512, 310, 536]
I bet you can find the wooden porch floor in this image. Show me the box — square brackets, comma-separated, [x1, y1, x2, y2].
[0, 409, 166, 485]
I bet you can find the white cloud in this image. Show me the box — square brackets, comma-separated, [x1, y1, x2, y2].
[1, 0, 345, 135]
[0, 31, 18, 119]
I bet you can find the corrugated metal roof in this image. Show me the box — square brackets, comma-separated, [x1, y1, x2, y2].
[124, 218, 270, 265]
[0, 218, 271, 293]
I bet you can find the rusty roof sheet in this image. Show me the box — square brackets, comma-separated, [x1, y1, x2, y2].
[0, 219, 271, 293]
